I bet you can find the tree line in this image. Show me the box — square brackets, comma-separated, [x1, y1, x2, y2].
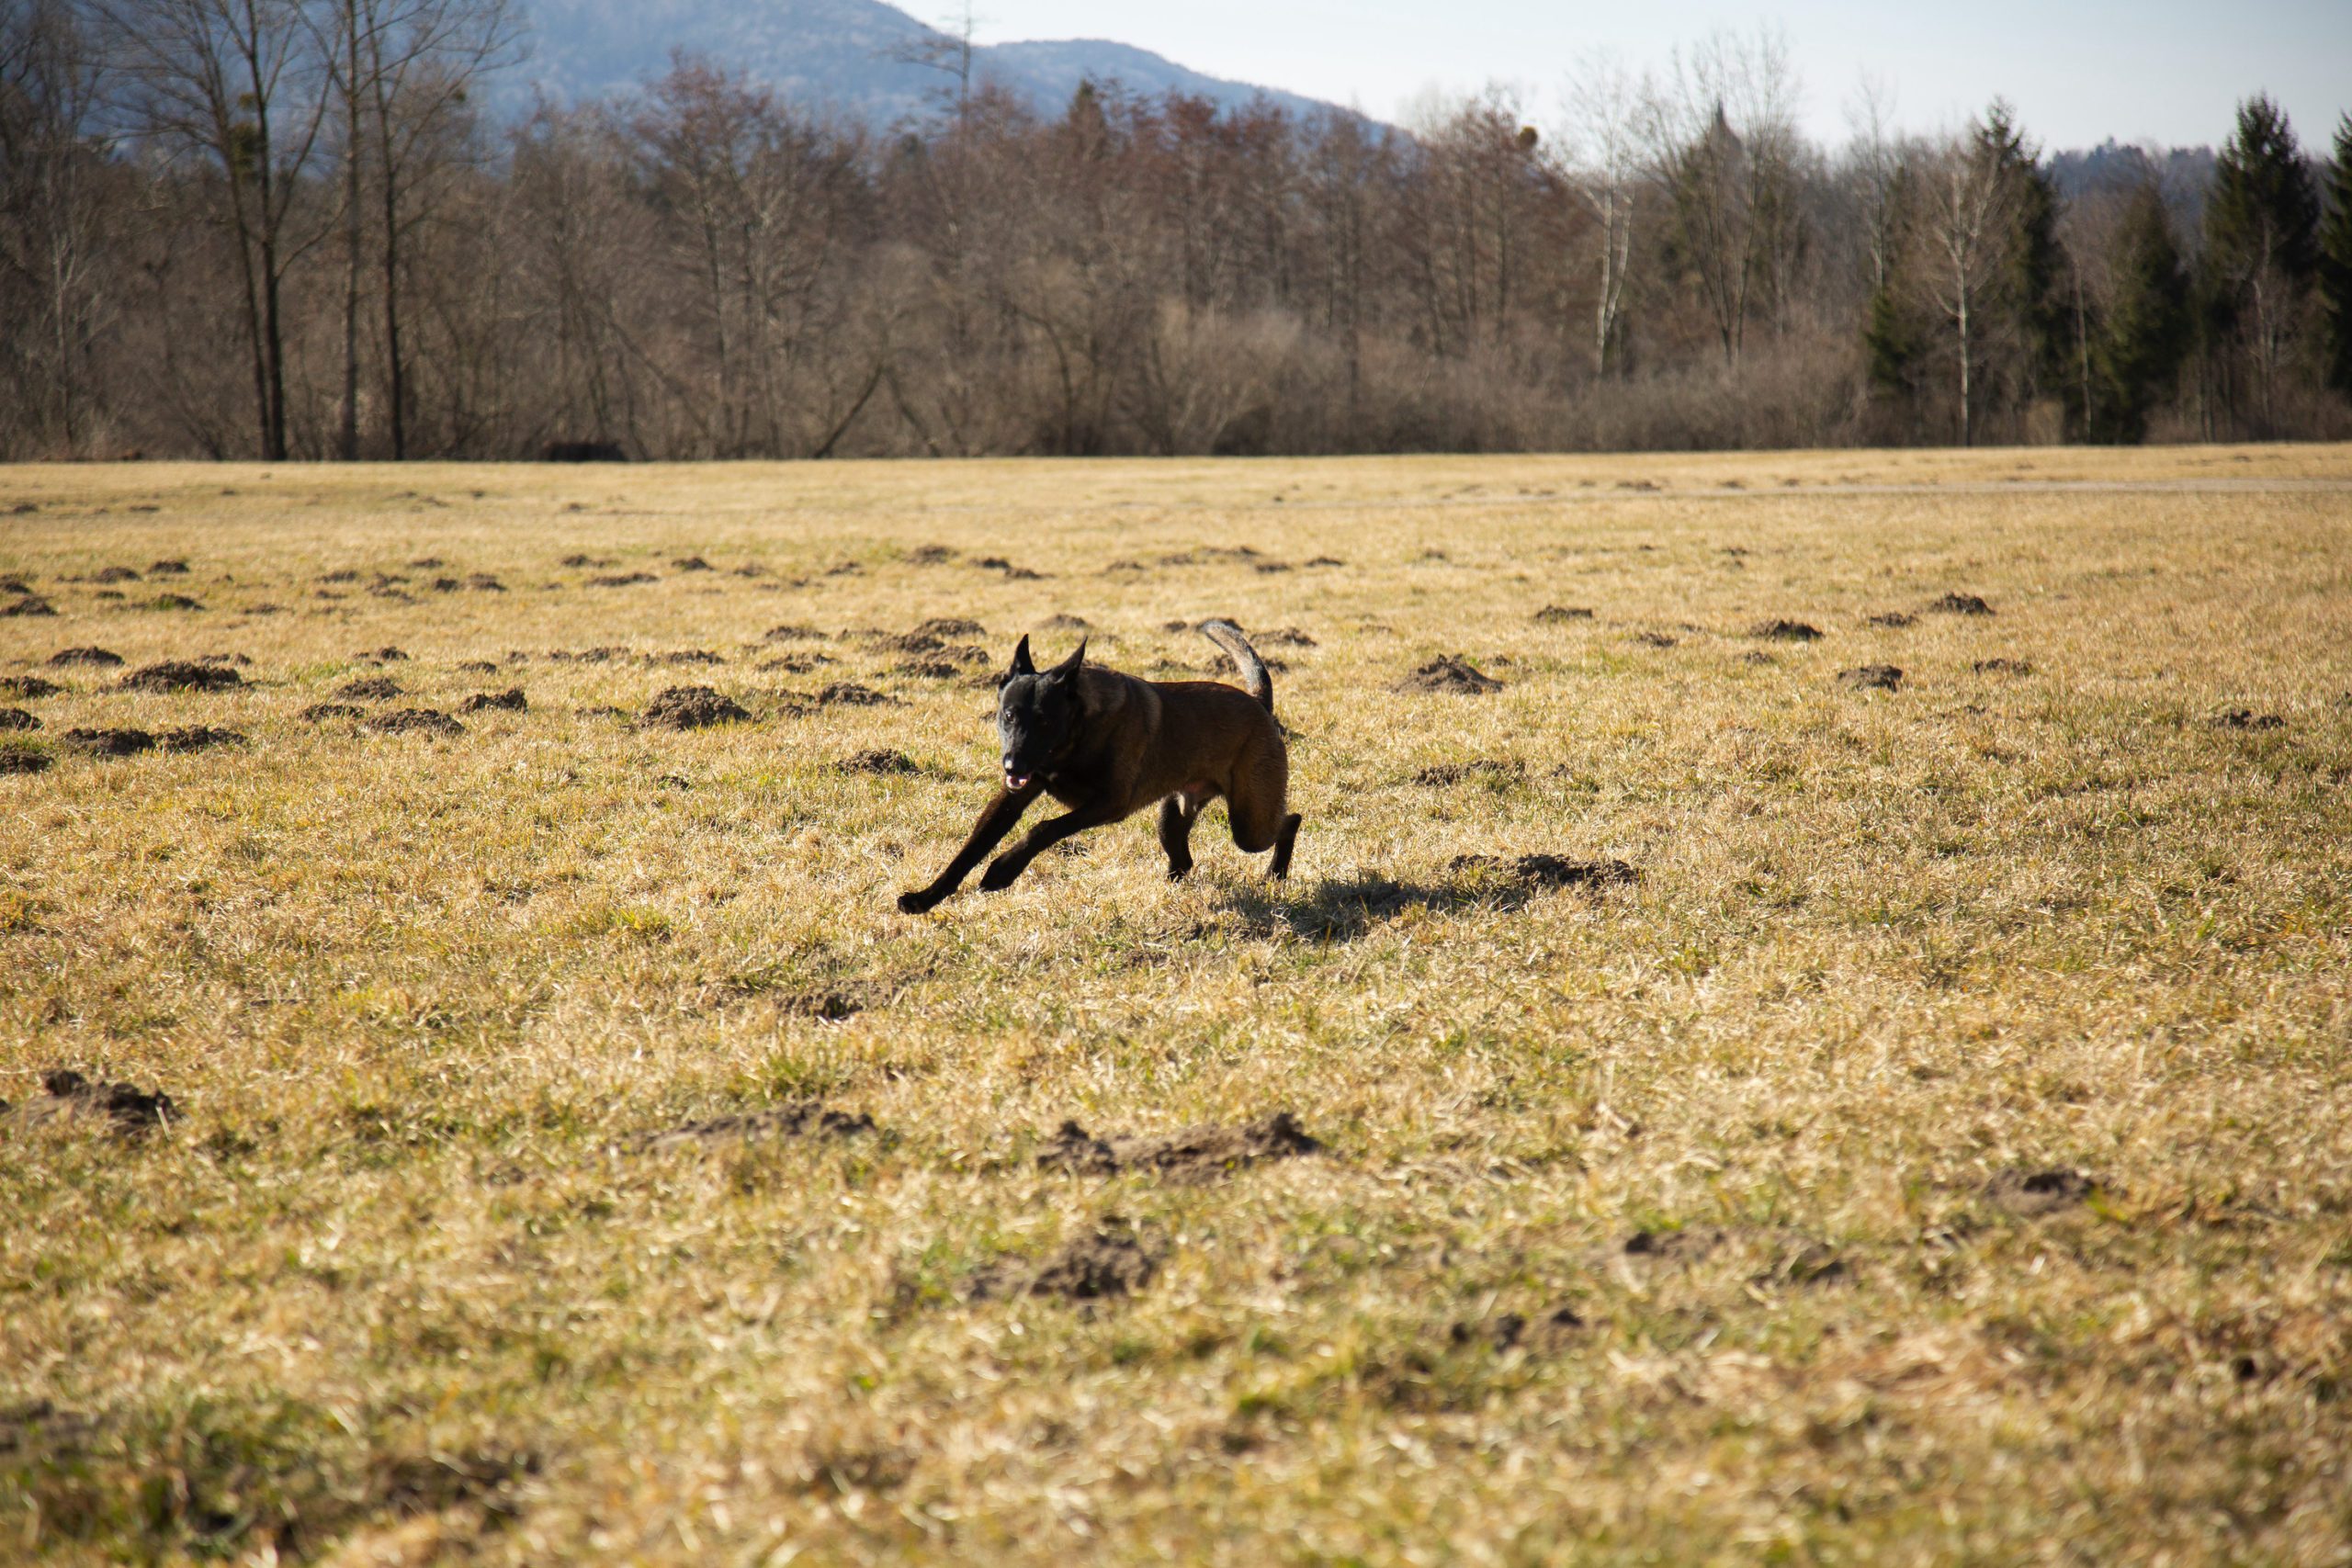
[5, 2, 2350, 461]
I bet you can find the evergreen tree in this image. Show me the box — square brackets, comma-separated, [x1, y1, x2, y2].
[2092, 185, 2192, 442]
[2202, 96, 2323, 432]
[1976, 103, 2070, 412]
[2320, 114, 2352, 399]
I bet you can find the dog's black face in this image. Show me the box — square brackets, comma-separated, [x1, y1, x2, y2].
[995, 635, 1085, 790]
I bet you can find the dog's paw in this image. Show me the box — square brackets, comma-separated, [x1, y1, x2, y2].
[978, 857, 1022, 892]
[896, 888, 938, 915]
[1165, 862, 1193, 882]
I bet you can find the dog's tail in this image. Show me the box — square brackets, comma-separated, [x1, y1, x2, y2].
[1197, 619, 1273, 713]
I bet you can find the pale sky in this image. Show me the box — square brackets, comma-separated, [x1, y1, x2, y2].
[966, 0, 2352, 152]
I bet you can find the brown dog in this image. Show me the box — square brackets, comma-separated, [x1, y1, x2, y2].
[896, 620, 1299, 912]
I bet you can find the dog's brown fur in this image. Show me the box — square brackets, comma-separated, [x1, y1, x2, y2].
[897, 620, 1299, 913]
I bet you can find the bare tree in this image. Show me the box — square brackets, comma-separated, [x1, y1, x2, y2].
[884, 1, 982, 127]
[1642, 27, 1803, 366]
[1560, 51, 1641, 376]
[1914, 130, 2020, 446]
[90, 0, 334, 458]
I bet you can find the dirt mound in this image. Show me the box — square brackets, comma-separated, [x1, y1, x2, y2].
[457, 660, 499, 673]
[3, 1067, 177, 1136]
[467, 574, 506, 592]
[1750, 619, 1823, 641]
[1412, 759, 1523, 786]
[1623, 1226, 1729, 1262]
[1451, 853, 1637, 889]
[630, 1101, 876, 1153]
[970, 1222, 1161, 1303]
[1037, 1111, 1320, 1179]
[1930, 592, 1995, 615]
[670, 555, 713, 571]
[757, 652, 832, 674]
[0, 574, 29, 592]
[559, 553, 613, 568]
[1867, 611, 1917, 627]
[1838, 664, 1904, 691]
[588, 571, 657, 587]
[547, 646, 627, 663]
[0, 676, 61, 698]
[889, 659, 966, 681]
[1396, 656, 1502, 694]
[317, 570, 359, 584]
[972, 556, 1044, 580]
[912, 616, 985, 637]
[338, 675, 402, 700]
[148, 558, 189, 575]
[48, 647, 122, 668]
[3, 595, 57, 616]
[1973, 658, 2032, 675]
[865, 631, 942, 654]
[640, 685, 750, 729]
[1257, 626, 1317, 647]
[62, 728, 154, 757]
[300, 703, 365, 722]
[119, 660, 243, 693]
[762, 623, 825, 642]
[1451, 1304, 1586, 1353]
[1741, 650, 1776, 666]
[0, 746, 51, 773]
[2210, 708, 2284, 730]
[646, 649, 725, 667]
[366, 707, 465, 737]
[908, 545, 958, 565]
[157, 727, 244, 752]
[814, 682, 893, 707]
[146, 593, 204, 611]
[459, 688, 527, 713]
[0, 708, 37, 731]
[1630, 630, 1678, 648]
[356, 646, 409, 662]
[1533, 605, 1594, 624]
[1038, 614, 1091, 629]
[90, 565, 141, 583]
[1306, 555, 1347, 567]
[840, 749, 919, 775]
[1984, 1167, 2096, 1216]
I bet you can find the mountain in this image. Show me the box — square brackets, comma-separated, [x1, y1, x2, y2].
[514, 0, 1353, 127]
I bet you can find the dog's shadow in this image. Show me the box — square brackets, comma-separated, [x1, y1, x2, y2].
[1213, 870, 1537, 942]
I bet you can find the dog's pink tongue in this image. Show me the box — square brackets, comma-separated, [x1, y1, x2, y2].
[1007, 773, 1030, 790]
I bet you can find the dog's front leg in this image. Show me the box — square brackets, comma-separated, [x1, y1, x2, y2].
[898, 786, 1039, 913]
[979, 800, 1125, 892]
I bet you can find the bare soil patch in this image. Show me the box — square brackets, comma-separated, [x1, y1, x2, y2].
[813, 682, 894, 707]
[62, 728, 154, 756]
[1868, 611, 1917, 627]
[840, 749, 919, 775]
[1838, 664, 1905, 691]
[0, 708, 38, 731]
[2210, 708, 2284, 730]
[4, 595, 57, 616]
[0, 676, 61, 698]
[356, 646, 409, 662]
[1984, 1167, 2097, 1216]
[0, 746, 51, 773]
[460, 688, 528, 713]
[145, 593, 204, 611]
[3, 1068, 177, 1136]
[1930, 592, 1995, 615]
[630, 1102, 877, 1153]
[157, 727, 245, 752]
[300, 703, 365, 723]
[1396, 656, 1502, 694]
[969, 1222, 1161, 1303]
[1036, 1112, 1321, 1180]
[366, 708, 465, 738]
[338, 675, 402, 700]
[1751, 619, 1823, 641]
[1973, 658, 2032, 675]
[912, 616, 985, 637]
[1450, 853, 1637, 890]
[589, 572, 658, 587]
[120, 660, 243, 693]
[148, 558, 189, 575]
[1533, 605, 1594, 624]
[640, 686, 751, 729]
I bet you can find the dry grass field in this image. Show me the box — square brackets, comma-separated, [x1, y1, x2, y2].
[3, 447, 2350, 1566]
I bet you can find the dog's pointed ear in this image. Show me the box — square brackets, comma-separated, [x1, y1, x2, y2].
[1008, 635, 1035, 677]
[1051, 638, 1087, 679]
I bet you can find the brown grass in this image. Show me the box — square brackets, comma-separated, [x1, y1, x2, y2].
[2, 446, 2350, 1565]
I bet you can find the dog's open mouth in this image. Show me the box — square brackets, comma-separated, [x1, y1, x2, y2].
[1005, 772, 1031, 791]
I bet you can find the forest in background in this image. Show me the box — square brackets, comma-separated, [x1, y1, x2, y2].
[5, 0, 2352, 461]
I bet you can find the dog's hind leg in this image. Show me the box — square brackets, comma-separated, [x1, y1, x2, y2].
[1157, 794, 1200, 881]
[1269, 812, 1302, 880]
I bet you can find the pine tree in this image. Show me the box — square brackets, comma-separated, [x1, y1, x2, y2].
[2202, 96, 2323, 432]
[1976, 103, 2070, 412]
[2320, 114, 2352, 399]
[2092, 186, 2192, 442]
